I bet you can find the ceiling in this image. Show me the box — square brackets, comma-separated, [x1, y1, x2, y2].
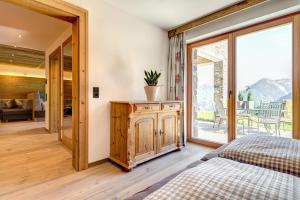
[0, 1, 71, 51]
[0, 43, 73, 71]
[103, 0, 242, 30]
[0, 44, 45, 69]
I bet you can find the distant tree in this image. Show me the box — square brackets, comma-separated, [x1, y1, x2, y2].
[238, 91, 243, 101]
[247, 91, 253, 101]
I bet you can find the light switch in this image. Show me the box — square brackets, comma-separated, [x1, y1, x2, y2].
[93, 87, 99, 98]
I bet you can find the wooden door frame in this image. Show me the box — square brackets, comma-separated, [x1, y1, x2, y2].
[4, 0, 89, 170]
[49, 47, 62, 136]
[187, 13, 300, 147]
[60, 36, 73, 145]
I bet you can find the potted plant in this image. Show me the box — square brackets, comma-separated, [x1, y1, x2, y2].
[237, 91, 244, 109]
[144, 70, 161, 101]
[247, 91, 254, 109]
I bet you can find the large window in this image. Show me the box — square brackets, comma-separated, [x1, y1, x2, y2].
[187, 15, 300, 146]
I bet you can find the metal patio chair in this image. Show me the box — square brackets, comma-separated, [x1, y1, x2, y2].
[249, 102, 283, 136]
[213, 99, 227, 129]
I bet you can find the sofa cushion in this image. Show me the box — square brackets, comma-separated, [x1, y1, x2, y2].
[15, 99, 23, 108]
[0, 99, 32, 110]
[22, 100, 32, 110]
[4, 99, 17, 109]
[0, 100, 5, 109]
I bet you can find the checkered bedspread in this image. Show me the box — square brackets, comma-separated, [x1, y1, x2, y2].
[218, 134, 300, 177]
[144, 158, 300, 200]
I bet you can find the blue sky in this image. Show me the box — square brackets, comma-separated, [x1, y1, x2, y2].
[236, 23, 292, 92]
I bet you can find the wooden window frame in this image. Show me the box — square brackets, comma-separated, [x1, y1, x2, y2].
[4, 0, 89, 170]
[187, 13, 300, 147]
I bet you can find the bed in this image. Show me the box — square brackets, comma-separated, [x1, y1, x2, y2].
[144, 157, 300, 200]
[218, 134, 300, 177]
[126, 145, 225, 200]
[128, 135, 300, 200]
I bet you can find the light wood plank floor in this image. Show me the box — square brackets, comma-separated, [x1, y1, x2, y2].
[0, 121, 75, 196]
[62, 117, 73, 150]
[0, 121, 213, 200]
[0, 120, 45, 133]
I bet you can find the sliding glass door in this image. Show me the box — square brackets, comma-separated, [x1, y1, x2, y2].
[189, 36, 229, 145]
[235, 22, 293, 138]
[188, 15, 300, 146]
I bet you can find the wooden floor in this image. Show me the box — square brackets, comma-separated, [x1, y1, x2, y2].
[0, 121, 213, 200]
[0, 120, 45, 132]
[62, 116, 73, 150]
[0, 121, 75, 196]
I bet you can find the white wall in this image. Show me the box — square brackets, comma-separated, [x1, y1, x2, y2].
[45, 26, 72, 130]
[65, 0, 169, 162]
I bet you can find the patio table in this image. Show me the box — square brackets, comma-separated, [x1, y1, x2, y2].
[236, 110, 251, 134]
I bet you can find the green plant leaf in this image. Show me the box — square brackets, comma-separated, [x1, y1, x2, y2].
[144, 69, 161, 86]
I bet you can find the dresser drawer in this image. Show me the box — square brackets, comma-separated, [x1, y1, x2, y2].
[161, 103, 181, 111]
[134, 104, 160, 112]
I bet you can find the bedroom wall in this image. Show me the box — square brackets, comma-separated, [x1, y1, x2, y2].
[65, 0, 169, 162]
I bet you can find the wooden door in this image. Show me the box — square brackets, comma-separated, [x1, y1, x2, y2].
[157, 112, 178, 153]
[61, 37, 73, 150]
[132, 114, 157, 162]
[49, 47, 62, 135]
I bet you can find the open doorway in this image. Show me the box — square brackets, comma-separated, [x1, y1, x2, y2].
[0, 0, 87, 194]
[2, 0, 88, 171]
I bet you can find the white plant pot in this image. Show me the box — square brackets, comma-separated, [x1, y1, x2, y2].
[243, 101, 248, 109]
[237, 101, 243, 109]
[144, 86, 160, 102]
[248, 101, 254, 109]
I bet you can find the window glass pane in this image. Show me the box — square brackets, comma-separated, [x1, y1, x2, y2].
[192, 39, 228, 144]
[236, 23, 293, 138]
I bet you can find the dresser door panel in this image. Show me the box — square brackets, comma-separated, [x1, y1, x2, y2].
[133, 114, 157, 161]
[157, 112, 178, 153]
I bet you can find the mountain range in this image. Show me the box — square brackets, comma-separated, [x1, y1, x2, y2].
[240, 78, 292, 105]
[196, 78, 292, 111]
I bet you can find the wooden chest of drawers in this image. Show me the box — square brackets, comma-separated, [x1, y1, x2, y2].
[110, 101, 183, 170]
